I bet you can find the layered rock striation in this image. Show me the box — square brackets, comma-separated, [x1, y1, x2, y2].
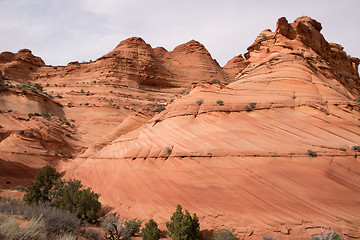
[0, 16, 359, 239]
[62, 16, 360, 239]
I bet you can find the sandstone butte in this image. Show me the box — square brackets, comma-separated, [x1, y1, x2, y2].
[0, 16, 360, 239]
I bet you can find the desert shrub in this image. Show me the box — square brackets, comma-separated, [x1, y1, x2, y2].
[293, 95, 297, 99]
[125, 219, 142, 236]
[180, 89, 189, 95]
[142, 219, 160, 240]
[263, 236, 276, 240]
[260, 34, 269, 41]
[24, 165, 103, 223]
[101, 215, 131, 240]
[34, 83, 43, 91]
[249, 102, 257, 108]
[155, 106, 166, 113]
[339, 147, 346, 151]
[212, 229, 239, 240]
[352, 145, 360, 151]
[166, 204, 202, 240]
[310, 232, 343, 240]
[196, 99, 204, 106]
[24, 165, 60, 204]
[41, 112, 50, 120]
[216, 100, 224, 106]
[244, 105, 252, 111]
[10, 185, 26, 192]
[50, 179, 103, 222]
[165, 146, 172, 155]
[80, 227, 103, 240]
[58, 232, 77, 240]
[0, 214, 47, 240]
[210, 79, 221, 84]
[308, 150, 317, 157]
[0, 197, 80, 235]
[101, 215, 118, 232]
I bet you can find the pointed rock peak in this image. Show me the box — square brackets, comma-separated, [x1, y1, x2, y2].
[276, 17, 290, 35]
[172, 40, 210, 55]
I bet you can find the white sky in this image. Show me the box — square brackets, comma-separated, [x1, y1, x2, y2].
[0, 0, 359, 66]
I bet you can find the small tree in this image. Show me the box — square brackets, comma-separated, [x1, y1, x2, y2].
[142, 219, 160, 240]
[50, 179, 103, 222]
[24, 165, 60, 204]
[166, 204, 201, 240]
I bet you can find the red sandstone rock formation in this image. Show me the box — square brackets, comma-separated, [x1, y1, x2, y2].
[1, 15, 360, 239]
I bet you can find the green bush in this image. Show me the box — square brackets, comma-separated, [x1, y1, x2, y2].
[180, 89, 189, 95]
[216, 100, 224, 106]
[50, 179, 103, 222]
[308, 150, 317, 157]
[310, 232, 343, 240]
[24, 166, 60, 204]
[165, 146, 172, 155]
[24, 166, 103, 223]
[125, 219, 142, 236]
[210, 79, 221, 84]
[212, 229, 239, 240]
[352, 145, 360, 151]
[196, 99, 204, 106]
[142, 219, 160, 240]
[155, 106, 166, 113]
[249, 102, 257, 108]
[244, 105, 251, 112]
[166, 204, 202, 240]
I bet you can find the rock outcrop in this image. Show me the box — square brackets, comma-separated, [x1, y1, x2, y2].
[61, 16, 360, 239]
[1, 16, 360, 239]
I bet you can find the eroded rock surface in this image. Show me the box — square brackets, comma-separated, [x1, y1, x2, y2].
[1, 16, 360, 239]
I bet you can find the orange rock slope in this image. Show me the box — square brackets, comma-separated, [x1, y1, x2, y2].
[1, 16, 360, 239]
[0, 34, 239, 188]
[62, 16, 360, 239]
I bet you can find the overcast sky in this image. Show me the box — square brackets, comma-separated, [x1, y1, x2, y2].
[1, 0, 359, 66]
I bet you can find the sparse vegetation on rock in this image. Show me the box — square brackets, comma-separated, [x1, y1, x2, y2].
[210, 79, 221, 84]
[216, 100, 224, 106]
[155, 106, 166, 113]
[212, 229, 239, 240]
[308, 150, 317, 157]
[196, 99, 204, 106]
